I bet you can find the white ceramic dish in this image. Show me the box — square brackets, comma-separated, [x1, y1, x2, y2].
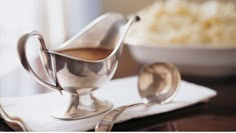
[125, 41, 236, 77]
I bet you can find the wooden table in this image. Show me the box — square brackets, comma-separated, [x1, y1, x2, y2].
[0, 46, 236, 131]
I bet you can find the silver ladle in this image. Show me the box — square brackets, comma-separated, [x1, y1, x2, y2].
[95, 62, 181, 131]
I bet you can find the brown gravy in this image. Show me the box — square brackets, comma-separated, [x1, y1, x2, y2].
[58, 48, 112, 61]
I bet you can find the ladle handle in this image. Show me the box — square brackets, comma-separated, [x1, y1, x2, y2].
[17, 31, 62, 93]
[95, 103, 143, 132]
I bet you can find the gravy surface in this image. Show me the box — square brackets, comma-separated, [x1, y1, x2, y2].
[58, 48, 112, 61]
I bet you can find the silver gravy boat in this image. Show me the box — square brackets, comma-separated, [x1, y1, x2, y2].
[17, 13, 139, 120]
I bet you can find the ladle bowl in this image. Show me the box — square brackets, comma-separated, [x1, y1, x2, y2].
[95, 62, 181, 131]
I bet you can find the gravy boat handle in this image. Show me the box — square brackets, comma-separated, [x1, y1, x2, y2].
[17, 31, 62, 93]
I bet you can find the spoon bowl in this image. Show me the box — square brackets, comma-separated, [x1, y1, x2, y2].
[95, 62, 181, 131]
[139, 62, 181, 104]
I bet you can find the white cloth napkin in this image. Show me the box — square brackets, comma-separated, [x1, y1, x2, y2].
[0, 76, 217, 131]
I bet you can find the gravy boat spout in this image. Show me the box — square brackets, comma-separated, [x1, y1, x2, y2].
[55, 12, 140, 60]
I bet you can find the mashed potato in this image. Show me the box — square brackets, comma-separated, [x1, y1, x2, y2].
[126, 0, 236, 47]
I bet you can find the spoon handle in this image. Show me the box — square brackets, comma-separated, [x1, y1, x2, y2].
[95, 103, 143, 132]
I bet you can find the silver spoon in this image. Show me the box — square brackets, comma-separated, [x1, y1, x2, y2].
[95, 62, 181, 131]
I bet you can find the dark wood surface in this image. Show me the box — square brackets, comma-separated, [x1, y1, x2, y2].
[0, 45, 236, 131]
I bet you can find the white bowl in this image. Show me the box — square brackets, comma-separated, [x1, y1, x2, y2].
[126, 42, 236, 77]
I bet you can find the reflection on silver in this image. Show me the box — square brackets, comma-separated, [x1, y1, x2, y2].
[17, 13, 140, 120]
[0, 104, 31, 131]
[95, 62, 181, 131]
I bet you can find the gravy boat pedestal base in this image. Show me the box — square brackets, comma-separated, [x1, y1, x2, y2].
[50, 92, 113, 120]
